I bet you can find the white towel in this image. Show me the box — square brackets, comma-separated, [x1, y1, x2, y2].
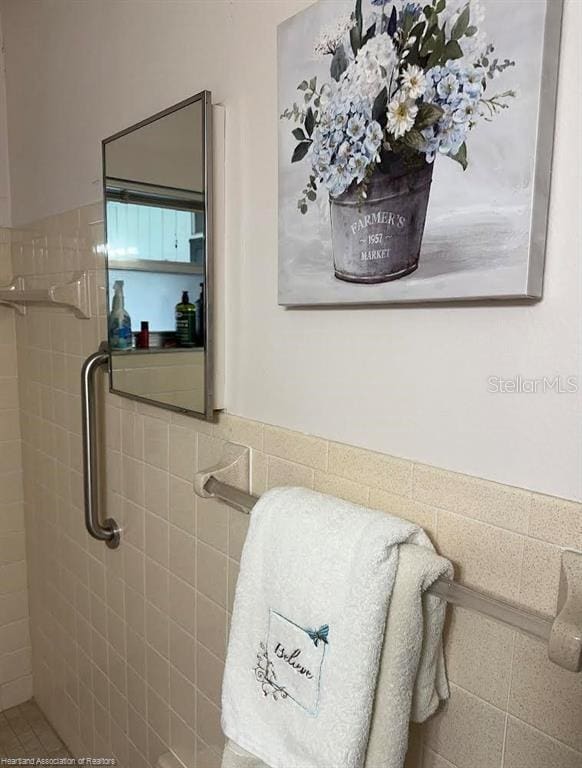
[222, 544, 452, 768]
[364, 544, 452, 768]
[220, 487, 445, 768]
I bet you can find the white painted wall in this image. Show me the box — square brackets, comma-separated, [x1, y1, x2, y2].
[1, 0, 581, 500]
[0, 10, 11, 227]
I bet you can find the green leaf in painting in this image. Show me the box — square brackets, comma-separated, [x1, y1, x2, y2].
[350, 24, 362, 55]
[443, 39, 463, 60]
[355, 0, 362, 35]
[350, 0, 363, 52]
[435, 0, 446, 12]
[451, 5, 470, 40]
[401, 6, 416, 37]
[426, 48, 440, 68]
[402, 130, 426, 151]
[410, 21, 426, 41]
[465, 25, 478, 36]
[362, 22, 377, 45]
[292, 142, 311, 163]
[450, 142, 468, 170]
[424, 26, 445, 64]
[304, 107, 315, 137]
[297, 80, 308, 91]
[424, 12, 437, 35]
[292, 127, 307, 141]
[309, 77, 317, 92]
[387, 6, 398, 37]
[415, 103, 444, 130]
[420, 31, 436, 57]
[330, 43, 349, 81]
[372, 87, 388, 127]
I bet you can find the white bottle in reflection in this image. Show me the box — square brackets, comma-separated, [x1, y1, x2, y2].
[109, 280, 133, 350]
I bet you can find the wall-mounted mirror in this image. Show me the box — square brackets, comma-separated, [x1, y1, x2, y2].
[103, 91, 214, 419]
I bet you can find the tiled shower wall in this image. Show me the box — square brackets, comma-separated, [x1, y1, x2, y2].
[0, 228, 31, 712]
[9, 205, 582, 768]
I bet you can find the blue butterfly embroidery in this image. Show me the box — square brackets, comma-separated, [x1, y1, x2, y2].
[307, 624, 329, 647]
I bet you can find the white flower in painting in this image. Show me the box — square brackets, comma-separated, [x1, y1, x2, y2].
[319, 83, 332, 108]
[400, 65, 426, 100]
[340, 33, 398, 104]
[313, 14, 355, 57]
[387, 95, 418, 139]
[363, 33, 397, 72]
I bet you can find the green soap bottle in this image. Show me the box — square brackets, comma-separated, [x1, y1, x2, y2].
[175, 291, 196, 347]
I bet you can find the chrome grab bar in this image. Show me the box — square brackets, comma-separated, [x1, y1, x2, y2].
[81, 344, 121, 549]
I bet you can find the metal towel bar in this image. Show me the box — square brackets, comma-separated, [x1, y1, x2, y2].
[194, 444, 582, 673]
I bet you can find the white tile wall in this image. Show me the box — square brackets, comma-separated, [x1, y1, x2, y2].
[8, 207, 582, 768]
[0, 227, 32, 712]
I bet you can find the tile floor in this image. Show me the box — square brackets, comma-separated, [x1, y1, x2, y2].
[0, 699, 71, 759]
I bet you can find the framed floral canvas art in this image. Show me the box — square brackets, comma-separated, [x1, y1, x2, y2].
[278, 0, 563, 305]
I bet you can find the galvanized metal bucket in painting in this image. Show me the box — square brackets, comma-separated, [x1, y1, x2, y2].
[330, 163, 434, 284]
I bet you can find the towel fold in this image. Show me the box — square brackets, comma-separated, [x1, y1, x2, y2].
[363, 543, 452, 768]
[220, 487, 450, 768]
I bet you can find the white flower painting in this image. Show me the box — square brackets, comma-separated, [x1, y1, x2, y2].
[278, 0, 563, 305]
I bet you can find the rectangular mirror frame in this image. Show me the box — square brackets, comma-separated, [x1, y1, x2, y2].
[102, 90, 215, 421]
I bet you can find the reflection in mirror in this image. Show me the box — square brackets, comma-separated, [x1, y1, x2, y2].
[103, 91, 213, 418]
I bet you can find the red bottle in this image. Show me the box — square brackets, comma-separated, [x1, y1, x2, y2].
[136, 321, 150, 349]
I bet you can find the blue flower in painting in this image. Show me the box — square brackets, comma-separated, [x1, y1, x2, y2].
[452, 97, 477, 124]
[337, 140, 352, 160]
[347, 114, 366, 141]
[438, 124, 466, 155]
[420, 61, 486, 163]
[423, 83, 437, 102]
[444, 59, 463, 75]
[349, 152, 370, 184]
[328, 130, 344, 150]
[326, 161, 353, 198]
[365, 121, 383, 146]
[401, 2, 422, 19]
[437, 73, 459, 101]
[464, 82, 483, 100]
[428, 65, 444, 84]
[463, 68, 484, 99]
[313, 148, 332, 175]
[421, 127, 440, 163]
[363, 139, 380, 161]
